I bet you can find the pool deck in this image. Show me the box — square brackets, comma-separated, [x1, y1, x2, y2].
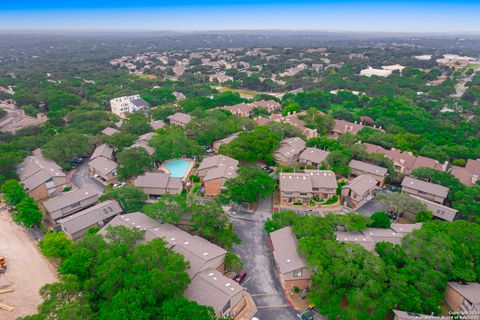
[159, 158, 195, 182]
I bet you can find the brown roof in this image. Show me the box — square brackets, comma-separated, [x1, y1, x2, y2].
[270, 226, 307, 274]
[167, 112, 192, 124]
[150, 120, 165, 130]
[383, 149, 416, 170]
[343, 174, 378, 196]
[349, 159, 388, 177]
[362, 143, 387, 154]
[466, 159, 480, 175]
[101, 127, 119, 136]
[410, 195, 458, 222]
[88, 157, 117, 175]
[450, 166, 476, 186]
[362, 227, 403, 245]
[305, 170, 337, 189]
[390, 223, 422, 234]
[392, 310, 443, 320]
[184, 269, 245, 316]
[274, 137, 306, 158]
[223, 103, 253, 116]
[332, 119, 364, 135]
[250, 99, 281, 110]
[299, 147, 329, 164]
[90, 143, 114, 161]
[279, 172, 312, 193]
[401, 176, 449, 198]
[198, 155, 238, 171]
[412, 156, 441, 170]
[254, 117, 271, 125]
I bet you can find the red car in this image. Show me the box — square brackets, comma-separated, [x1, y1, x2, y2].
[233, 271, 247, 283]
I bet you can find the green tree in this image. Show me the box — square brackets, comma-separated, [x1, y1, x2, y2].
[369, 211, 392, 229]
[117, 147, 153, 181]
[105, 132, 137, 152]
[377, 192, 426, 220]
[1, 179, 27, 205]
[224, 252, 244, 274]
[149, 127, 203, 162]
[191, 201, 240, 250]
[16, 196, 43, 227]
[42, 132, 92, 168]
[415, 210, 433, 222]
[225, 167, 277, 204]
[122, 113, 153, 135]
[40, 232, 73, 261]
[100, 185, 147, 213]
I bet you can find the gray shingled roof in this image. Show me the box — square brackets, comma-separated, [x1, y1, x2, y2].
[299, 147, 329, 164]
[133, 172, 182, 191]
[99, 213, 227, 277]
[343, 174, 378, 196]
[58, 200, 122, 235]
[270, 226, 306, 274]
[43, 186, 100, 213]
[184, 269, 244, 315]
[305, 170, 337, 189]
[89, 157, 117, 175]
[279, 173, 312, 193]
[401, 176, 449, 198]
[348, 159, 388, 177]
[17, 149, 65, 190]
[90, 143, 114, 161]
[198, 155, 238, 171]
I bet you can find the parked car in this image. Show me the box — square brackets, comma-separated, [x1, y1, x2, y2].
[233, 271, 247, 284]
[113, 182, 126, 189]
[70, 157, 84, 166]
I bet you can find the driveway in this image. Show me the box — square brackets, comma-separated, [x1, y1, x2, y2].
[70, 163, 105, 193]
[230, 197, 300, 320]
[0, 208, 58, 319]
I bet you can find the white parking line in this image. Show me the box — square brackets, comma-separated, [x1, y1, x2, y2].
[242, 276, 251, 286]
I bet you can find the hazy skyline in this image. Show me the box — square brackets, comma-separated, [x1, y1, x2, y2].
[1, 1, 480, 33]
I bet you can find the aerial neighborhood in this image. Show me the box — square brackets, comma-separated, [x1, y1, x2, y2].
[1, 33, 480, 320]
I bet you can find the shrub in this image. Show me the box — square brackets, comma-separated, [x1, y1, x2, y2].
[370, 211, 392, 228]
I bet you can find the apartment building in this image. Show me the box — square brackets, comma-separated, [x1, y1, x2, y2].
[110, 95, 149, 118]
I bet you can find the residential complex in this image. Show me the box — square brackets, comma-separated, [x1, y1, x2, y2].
[110, 94, 149, 118]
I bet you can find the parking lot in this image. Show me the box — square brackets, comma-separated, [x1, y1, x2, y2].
[0, 208, 58, 319]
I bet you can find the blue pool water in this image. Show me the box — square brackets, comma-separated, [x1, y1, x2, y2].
[165, 160, 190, 178]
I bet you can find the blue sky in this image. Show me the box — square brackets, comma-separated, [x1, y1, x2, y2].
[1, 1, 479, 33]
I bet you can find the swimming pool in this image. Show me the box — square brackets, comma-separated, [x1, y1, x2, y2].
[165, 159, 191, 178]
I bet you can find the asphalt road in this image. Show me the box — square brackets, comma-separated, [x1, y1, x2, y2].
[230, 197, 300, 320]
[70, 163, 105, 193]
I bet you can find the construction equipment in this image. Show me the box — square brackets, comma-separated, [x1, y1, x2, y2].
[0, 257, 6, 274]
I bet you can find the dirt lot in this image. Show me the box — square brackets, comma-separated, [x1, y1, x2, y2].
[0, 209, 58, 319]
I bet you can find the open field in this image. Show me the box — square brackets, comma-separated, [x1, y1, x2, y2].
[0, 208, 58, 320]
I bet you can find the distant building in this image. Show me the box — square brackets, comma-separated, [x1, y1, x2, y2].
[273, 137, 306, 166]
[167, 112, 192, 128]
[270, 226, 312, 292]
[17, 149, 67, 201]
[150, 120, 165, 130]
[42, 187, 100, 222]
[133, 172, 183, 199]
[213, 132, 240, 154]
[130, 132, 155, 156]
[330, 119, 366, 138]
[348, 160, 388, 186]
[58, 200, 122, 240]
[450, 159, 480, 186]
[223, 103, 254, 117]
[401, 176, 449, 204]
[341, 174, 379, 209]
[299, 148, 329, 167]
[360, 67, 392, 77]
[335, 223, 422, 252]
[198, 155, 239, 197]
[110, 95, 149, 118]
[279, 170, 337, 206]
[101, 127, 120, 136]
[250, 100, 281, 113]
